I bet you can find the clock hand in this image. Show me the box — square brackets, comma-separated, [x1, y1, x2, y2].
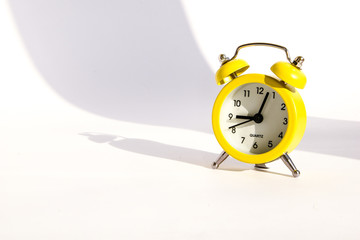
[236, 115, 254, 120]
[257, 92, 269, 114]
[228, 119, 253, 129]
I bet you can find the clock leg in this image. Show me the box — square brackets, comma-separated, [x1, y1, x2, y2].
[280, 152, 300, 178]
[212, 151, 229, 169]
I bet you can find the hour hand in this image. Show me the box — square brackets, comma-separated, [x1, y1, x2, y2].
[236, 115, 254, 120]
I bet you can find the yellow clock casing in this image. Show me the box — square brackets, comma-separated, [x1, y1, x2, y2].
[212, 73, 306, 164]
[211, 43, 307, 177]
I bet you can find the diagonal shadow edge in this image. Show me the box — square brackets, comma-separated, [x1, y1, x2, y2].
[7, 0, 218, 133]
[8, 1, 360, 159]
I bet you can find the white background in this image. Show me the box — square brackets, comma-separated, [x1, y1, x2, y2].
[1, 0, 360, 239]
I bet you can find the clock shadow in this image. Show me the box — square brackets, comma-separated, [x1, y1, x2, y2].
[81, 131, 357, 177]
[80, 132, 254, 171]
[80, 132, 297, 177]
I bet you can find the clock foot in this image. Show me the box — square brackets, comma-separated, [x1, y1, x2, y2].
[212, 151, 229, 169]
[280, 152, 300, 178]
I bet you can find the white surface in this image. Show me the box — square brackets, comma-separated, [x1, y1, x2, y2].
[1, 0, 360, 239]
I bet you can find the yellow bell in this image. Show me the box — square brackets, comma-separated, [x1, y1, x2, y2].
[270, 60, 307, 89]
[215, 59, 249, 85]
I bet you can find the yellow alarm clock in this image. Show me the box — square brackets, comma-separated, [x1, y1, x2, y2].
[211, 43, 306, 177]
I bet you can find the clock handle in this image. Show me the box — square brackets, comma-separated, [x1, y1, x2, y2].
[280, 152, 301, 178]
[221, 42, 303, 69]
[224, 42, 291, 64]
[212, 151, 229, 169]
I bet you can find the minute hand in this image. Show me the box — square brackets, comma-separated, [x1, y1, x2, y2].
[257, 92, 269, 114]
[228, 119, 253, 129]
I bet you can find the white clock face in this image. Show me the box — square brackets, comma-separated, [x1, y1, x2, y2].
[219, 83, 288, 155]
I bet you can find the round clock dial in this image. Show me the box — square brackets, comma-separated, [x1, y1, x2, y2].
[219, 82, 288, 155]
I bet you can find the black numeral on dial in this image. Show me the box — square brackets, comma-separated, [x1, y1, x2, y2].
[233, 100, 241, 107]
[281, 103, 286, 110]
[256, 87, 264, 94]
[244, 90, 250, 97]
[283, 118, 288, 125]
[278, 132, 283, 139]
